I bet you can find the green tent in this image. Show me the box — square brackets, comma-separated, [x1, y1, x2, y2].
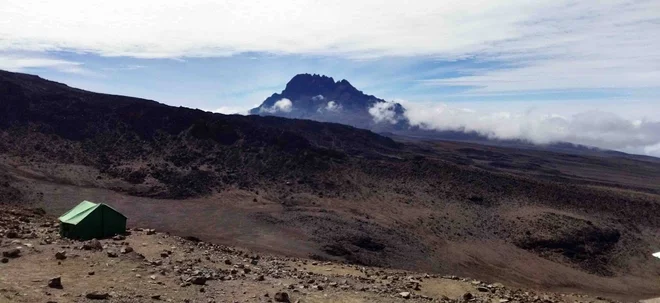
[58, 201, 127, 240]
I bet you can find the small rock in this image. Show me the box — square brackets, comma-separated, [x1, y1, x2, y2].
[106, 251, 118, 258]
[48, 276, 63, 289]
[476, 286, 489, 292]
[6, 231, 18, 239]
[256, 275, 265, 281]
[274, 292, 290, 302]
[120, 246, 133, 254]
[86, 291, 110, 300]
[151, 294, 161, 300]
[88, 271, 95, 276]
[146, 229, 156, 235]
[112, 235, 126, 241]
[1, 257, 8, 263]
[462, 293, 473, 301]
[399, 292, 411, 299]
[55, 251, 67, 260]
[224, 259, 232, 265]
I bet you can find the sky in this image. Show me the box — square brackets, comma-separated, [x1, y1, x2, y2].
[1, 0, 659, 156]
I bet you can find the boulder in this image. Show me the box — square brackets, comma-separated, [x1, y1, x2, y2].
[274, 292, 290, 302]
[55, 251, 67, 260]
[83, 239, 103, 250]
[48, 276, 63, 289]
[190, 276, 207, 285]
[2, 248, 20, 258]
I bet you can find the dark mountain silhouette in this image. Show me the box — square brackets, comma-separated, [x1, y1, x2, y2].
[249, 73, 407, 131]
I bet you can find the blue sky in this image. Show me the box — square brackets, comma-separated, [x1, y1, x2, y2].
[1, 0, 659, 155]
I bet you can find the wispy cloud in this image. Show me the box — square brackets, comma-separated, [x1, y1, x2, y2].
[101, 64, 145, 72]
[0, 52, 95, 75]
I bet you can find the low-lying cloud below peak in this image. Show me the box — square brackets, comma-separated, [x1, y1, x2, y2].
[369, 101, 660, 157]
[259, 98, 293, 114]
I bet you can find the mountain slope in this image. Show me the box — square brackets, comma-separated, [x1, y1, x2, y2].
[2, 70, 660, 300]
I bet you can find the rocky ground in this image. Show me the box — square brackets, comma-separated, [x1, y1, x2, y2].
[0, 207, 619, 303]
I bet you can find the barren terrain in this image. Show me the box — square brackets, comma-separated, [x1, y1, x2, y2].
[2, 69, 660, 301]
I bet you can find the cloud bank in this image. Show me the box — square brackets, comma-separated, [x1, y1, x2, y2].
[369, 101, 660, 157]
[1, 0, 658, 93]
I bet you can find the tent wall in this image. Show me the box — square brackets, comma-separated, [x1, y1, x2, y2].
[100, 205, 127, 238]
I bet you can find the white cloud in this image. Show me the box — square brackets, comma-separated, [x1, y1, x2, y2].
[370, 100, 660, 156]
[206, 106, 252, 115]
[325, 101, 341, 112]
[368, 101, 400, 124]
[312, 95, 325, 101]
[260, 98, 293, 114]
[1, 1, 658, 92]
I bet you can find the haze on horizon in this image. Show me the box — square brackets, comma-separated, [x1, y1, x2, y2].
[1, 0, 659, 156]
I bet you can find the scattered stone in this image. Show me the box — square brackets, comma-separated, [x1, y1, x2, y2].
[48, 276, 63, 289]
[55, 251, 67, 260]
[274, 292, 290, 302]
[477, 286, 490, 292]
[6, 231, 18, 239]
[146, 229, 156, 235]
[120, 246, 133, 254]
[462, 293, 473, 301]
[106, 251, 118, 258]
[399, 292, 411, 299]
[256, 275, 265, 281]
[1, 257, 8, 263]
[88, 271, 95, 276]
[224, 259, 232, 265]
[151, 294, 161, 300]
[112, 235, 126, 241]
[86, 291, 110, 300]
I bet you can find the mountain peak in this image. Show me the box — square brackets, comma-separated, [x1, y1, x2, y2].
[283, 73, 358, 97]
[250, 73, 407, 130]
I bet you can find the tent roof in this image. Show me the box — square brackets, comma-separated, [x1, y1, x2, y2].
[58, 200, 126, 225]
